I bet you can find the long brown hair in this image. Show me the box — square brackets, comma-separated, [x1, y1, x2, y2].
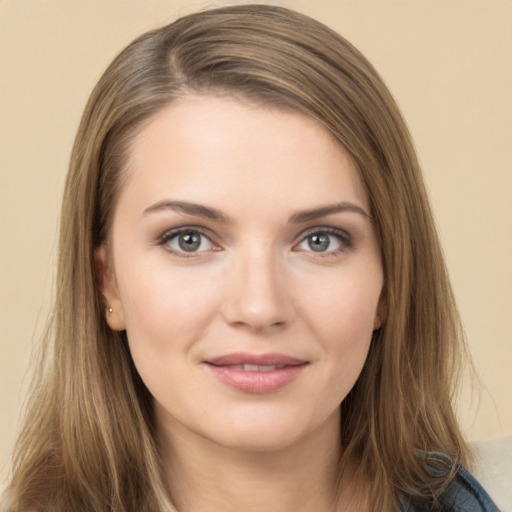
[4, 5, 469, 511]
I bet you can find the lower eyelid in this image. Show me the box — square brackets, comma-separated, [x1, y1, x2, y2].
[295, 229, 352, 248]
[156, 227, 352, 256]
[158, 228, 217, 252]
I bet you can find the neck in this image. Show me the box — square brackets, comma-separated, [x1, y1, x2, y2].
[158, 411, 346, 512]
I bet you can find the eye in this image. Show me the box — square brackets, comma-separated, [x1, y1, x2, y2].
[160, 228, 215, 255]
[295, 229, 351, 254]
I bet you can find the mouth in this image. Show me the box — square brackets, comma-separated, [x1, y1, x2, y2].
[220, 363, 287, 372]
[203, 353, 309, 394]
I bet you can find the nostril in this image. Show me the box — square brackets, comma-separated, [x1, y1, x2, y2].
[228, 317, 287, 332]
[222, 297, 290, 330]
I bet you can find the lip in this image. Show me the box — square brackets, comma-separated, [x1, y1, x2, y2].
[203, 352, 309, 394]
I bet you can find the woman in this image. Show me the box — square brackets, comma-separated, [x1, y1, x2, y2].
[2, 4, 500, 511]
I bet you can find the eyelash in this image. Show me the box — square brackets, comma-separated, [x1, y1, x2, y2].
[294, 227, 353, 257]
[156, 226, 353, 258]
[157, 226, 220, 258]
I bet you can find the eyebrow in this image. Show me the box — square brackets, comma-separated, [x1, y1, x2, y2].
[143, 200, 231, 223]
[142, 199, 371, 224]
[288, 201, 371, 223]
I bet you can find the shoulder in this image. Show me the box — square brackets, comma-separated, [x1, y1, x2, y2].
[471, 436, 512, 512]
[442, 462, 501, 511]
[401, 451, 502, 512]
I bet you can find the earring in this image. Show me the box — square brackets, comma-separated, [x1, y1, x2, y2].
[108, 307, 113, 313]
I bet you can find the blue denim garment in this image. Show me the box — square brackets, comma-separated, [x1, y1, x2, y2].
[400, 452, 500, 511]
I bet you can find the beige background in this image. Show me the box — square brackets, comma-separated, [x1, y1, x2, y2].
[1, 0, 511, 484]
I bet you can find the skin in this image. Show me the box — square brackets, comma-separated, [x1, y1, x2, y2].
[97, 95, 384, 511]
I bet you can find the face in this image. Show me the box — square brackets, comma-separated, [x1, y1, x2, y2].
[98, 95, 384, 453]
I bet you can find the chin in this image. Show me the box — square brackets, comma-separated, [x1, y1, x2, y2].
[208, 426, 307, 453]
[196, 405, 338, 454]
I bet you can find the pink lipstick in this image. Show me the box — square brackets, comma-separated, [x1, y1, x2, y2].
[204, 353, 308, 394]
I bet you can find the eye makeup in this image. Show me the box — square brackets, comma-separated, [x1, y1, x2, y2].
[156, 226, 221, 259]
[154, 222, 355, 262]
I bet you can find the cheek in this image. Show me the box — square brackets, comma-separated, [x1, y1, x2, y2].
[301, 266, 382, 335]
[297, 268, 382, 381]
[116, 261, 226, 409]
[116, 256, 222, 359]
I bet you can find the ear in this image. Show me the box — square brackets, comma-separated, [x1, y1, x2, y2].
[94, 245, 126, 331]
[373, 289, 388, 331]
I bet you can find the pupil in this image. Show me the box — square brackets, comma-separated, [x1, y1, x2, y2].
[308, 234, 329, 252]
[179, 232, 201, 252]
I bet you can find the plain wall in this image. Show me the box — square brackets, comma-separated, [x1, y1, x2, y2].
[1, 0, 511, 484]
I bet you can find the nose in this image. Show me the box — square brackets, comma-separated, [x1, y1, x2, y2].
[221, 245, 292, 332]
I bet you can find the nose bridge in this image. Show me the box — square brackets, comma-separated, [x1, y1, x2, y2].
[222, 240, 290, 330]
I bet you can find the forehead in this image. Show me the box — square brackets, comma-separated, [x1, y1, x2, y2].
[120, 94, 369, 218]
